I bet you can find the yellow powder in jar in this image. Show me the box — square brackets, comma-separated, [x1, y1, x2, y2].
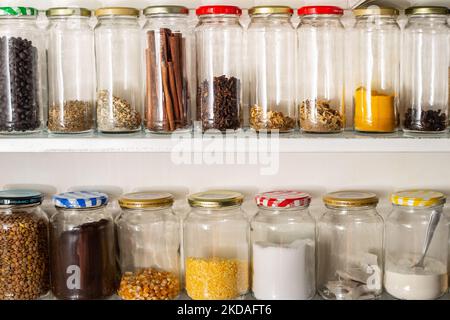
[185, 257, 249, 300]
[354, 87, 396, 132]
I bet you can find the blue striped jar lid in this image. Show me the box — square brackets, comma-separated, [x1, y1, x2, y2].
[53, 191, 108, 209]
[0, 190, 44, 205]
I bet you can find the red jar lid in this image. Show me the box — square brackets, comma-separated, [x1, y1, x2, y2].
[255, 191, 311, 208]
[298, 6, 344, 16]
[196, 5, 242, 16]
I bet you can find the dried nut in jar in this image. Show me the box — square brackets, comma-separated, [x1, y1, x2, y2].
[185, 257, 249, 300]
[300, 99, 343, 133]
[250, 105, 295, 132]
[118, 268, 180, 300]
[0, 212, 49, 300]
[48, 100, 93, 133]
[97, 90, 141, 132]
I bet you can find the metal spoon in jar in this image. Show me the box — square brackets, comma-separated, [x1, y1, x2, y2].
[412, 210, 442, 269]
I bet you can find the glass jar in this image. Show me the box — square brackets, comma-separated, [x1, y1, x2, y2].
[47, 7, 95, 134]
[184, 190, 249, 300]
[385, 190, 449, 300]
[401, 7, 450, 134]
[195, 6, 243, 132]
[317, 191, 383, 300]
[298, 6, 345, 133]
[251, 191, 315, 300]
[352, 8, 400, 133]
[142, 6, 193, 133]
[0, 190, 49, 300]
[247, 6, 296, 133]
[116, 192, 181, 300]
[94, 7, 142, 133]
[50, 191, 117, 300]
[0, 7, 46, 134]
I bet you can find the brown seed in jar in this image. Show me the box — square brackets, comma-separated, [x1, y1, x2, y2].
[0, 212, 49, 300]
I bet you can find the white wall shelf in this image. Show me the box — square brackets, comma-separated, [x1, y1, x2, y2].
[1, 132, 450, 153]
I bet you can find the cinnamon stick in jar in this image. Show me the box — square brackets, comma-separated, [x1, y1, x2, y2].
[170, 33, 184, 126]
[160, 28, 175, 131]
[146, 31, 157, 131]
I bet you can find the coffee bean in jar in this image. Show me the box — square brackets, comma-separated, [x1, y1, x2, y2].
[50, 191, 117, 300]
[0, 7, 44, 134]
[0, 190, 49, 300]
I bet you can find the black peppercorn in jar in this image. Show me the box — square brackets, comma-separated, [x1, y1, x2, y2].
[401, 6, 450, 134]
[0, 190, 50, 300]
[195, 6, 243, 132]
[50, 191, 117, 300]
[0, 7, 46, 134]
[47, 7, 95, 134]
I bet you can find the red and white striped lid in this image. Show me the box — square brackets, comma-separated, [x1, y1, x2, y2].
[255, 191, 311, 208]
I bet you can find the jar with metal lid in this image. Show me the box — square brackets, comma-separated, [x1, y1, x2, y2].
[184, 190, 249, 300]
[0, 190, 49, 300]
[195, 6, 243, 132]
[317, 191, 384, 300]
[297, 6, 345, 133]
[47, 7, 95, 134]
[50, 191, 117, 300]
[251, 191, 315, 300]
[0, 7, 46, 134]
[352, 7, 400, 133]
[247, 6, 296, 133]
[116, 192, 181, 300]
[94, 7, 142, 133]
[401, 7, 450, 134]
[385, 190, 448, 300]
[142, 6, 193, 133]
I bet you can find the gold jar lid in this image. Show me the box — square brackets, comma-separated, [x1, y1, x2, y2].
[323, 191, 379, 208]
[144, 6, 189, 16]
[95, 7, 139, 17]
[188, 190, 244, 208]
[46, 7, 91, 17]
[248, 6, 294, 16]
[119, 192, 174, 209]
[391, 190, 446, 207]
[405, 6, 449, 16]
[353, 7, 399, 17]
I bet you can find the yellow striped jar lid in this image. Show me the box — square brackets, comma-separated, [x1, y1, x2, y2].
[391, 190, 446, 207]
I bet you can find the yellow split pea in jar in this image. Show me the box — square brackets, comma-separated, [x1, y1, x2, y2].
[184, 190, 250, 300]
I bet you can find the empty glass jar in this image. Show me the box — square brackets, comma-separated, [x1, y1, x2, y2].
[401, 7, 450, 134]
[352, 7, 400, 133]
[47, 7, 95, 134]
[0, 190, 49, 300]
[251, 191, 315, 300]
[298, 6, 345, 133]
[50, 191, 117, 300]
[184, 190, 249, 300]
[247, 6, 296, 133]
[142, 6, 193, 133]
[317, 191, 383, 300]
[116, 192, 181, 300]
[195, 6, 243, 132]
[385, 190, 449, 300]
[95, 7, 142, 133]
[0, 7, 46, 134]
